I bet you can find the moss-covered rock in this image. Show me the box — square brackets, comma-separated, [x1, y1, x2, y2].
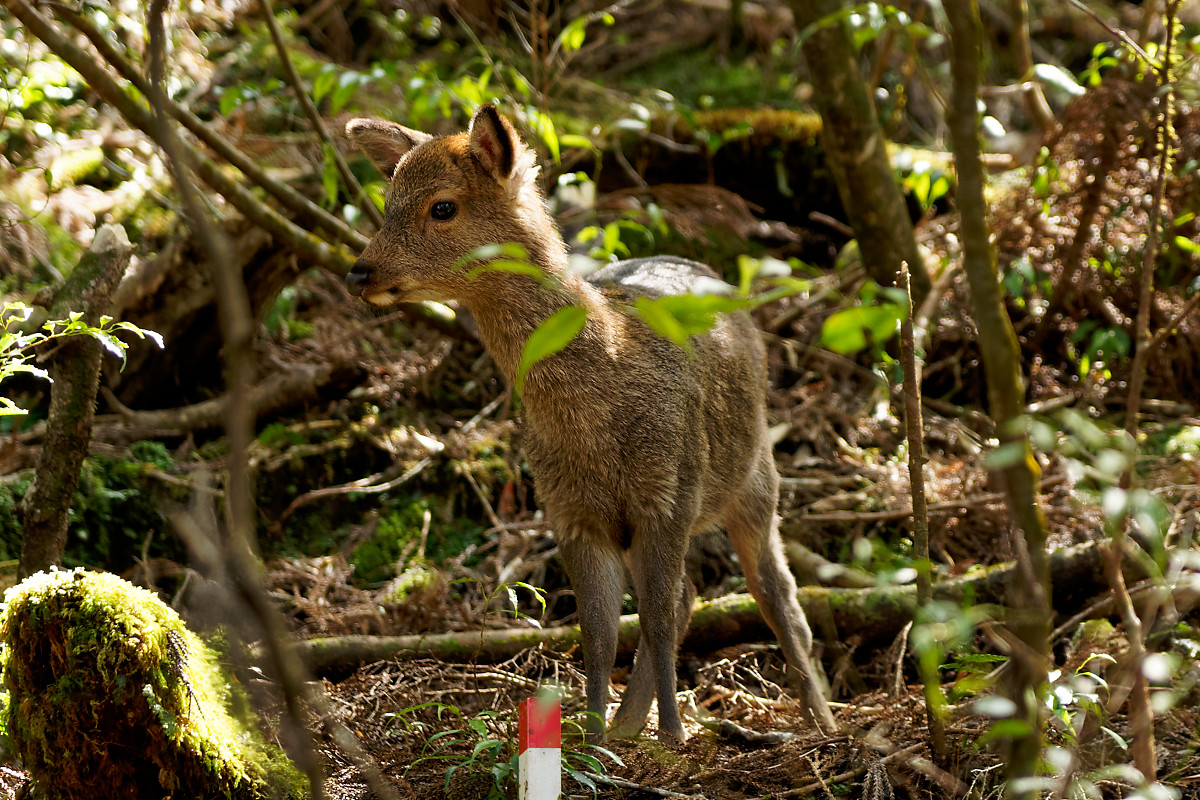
[0, 569, 304, 799]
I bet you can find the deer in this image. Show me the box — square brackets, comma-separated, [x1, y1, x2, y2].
[344, 104, 837, 742]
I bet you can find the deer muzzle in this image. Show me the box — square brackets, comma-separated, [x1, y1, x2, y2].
[345, 261, 373, 297]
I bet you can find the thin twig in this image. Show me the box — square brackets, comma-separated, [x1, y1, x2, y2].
[144, 2, 328, 797]
[1061, 0, 1154, 65]
[767, 743, 924, 798]
[275, 456, 433, 531]
[799, 474, 1068, 523]
[257, 0, 384, 229]
[1146, 291, 1200, 351]
[900, 261, 945, 763]
[591, 773, 705, 799]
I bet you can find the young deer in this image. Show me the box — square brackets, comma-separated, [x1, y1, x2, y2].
[344, 105, 837, 741]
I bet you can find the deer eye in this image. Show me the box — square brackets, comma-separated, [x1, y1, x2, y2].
[431, 201, 457, 221]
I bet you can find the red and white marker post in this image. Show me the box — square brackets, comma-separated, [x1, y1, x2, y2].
[518, 697, 561, 800]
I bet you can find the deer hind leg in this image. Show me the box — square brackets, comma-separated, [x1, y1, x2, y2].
[558, 533, 626, 741]
[608, 572, 696, 740]
[724, 457, 838, 732]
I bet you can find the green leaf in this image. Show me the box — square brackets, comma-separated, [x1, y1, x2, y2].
[0, 396, 29, 416]
[556, 17, 588, 53]
[515, 305, 587, 396]
[820, 304, 903, 354]
[453, 242, 529, 270]
[312, 66, 337, 103]
[558, 133, 594, 150]
[1099, 726, 1129, 749]
[633, 294, 746, 351]
[985, 441, 1030, 470]
[566, 767, 598, 793]
[1174, 235, 1200, 254]
[93, 331, 128, 366]
[1033, 63, 1086, 97]
[466, 259, 545, 281]
[321, 143, 339, 208]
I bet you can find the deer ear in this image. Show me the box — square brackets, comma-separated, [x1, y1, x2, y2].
[468, 104, 518, 180]
[345, 118, 431, 178]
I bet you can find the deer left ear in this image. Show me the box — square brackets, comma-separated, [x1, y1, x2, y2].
[468, 104, 518, 180]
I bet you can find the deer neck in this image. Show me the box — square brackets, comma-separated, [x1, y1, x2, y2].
[459, 259, 612, 395]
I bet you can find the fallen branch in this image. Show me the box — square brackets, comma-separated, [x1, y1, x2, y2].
[272, 456, 433, 532]
[18, 362, 347, 441]
[796, 473, 1067, 523]
[257, 0, 384, 229]
[297, 541, 1119, 676]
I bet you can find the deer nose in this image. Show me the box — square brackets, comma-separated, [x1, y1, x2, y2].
[345, 262, 372, 296]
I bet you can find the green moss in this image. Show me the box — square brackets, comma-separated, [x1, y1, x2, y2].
[0, 569, 304, 799]
[623, 44, 803, 110]
[350, 496, 434, 584]
[0, 443, 184, 571]
[349, 493, 487, 585]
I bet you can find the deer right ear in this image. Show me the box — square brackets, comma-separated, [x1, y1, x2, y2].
[468, 104, 518, 180]
[345, 118, 431, 178]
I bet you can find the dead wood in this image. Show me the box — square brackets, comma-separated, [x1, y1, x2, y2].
[17, 360, 350, 443]
[297, 541, 1120, 677]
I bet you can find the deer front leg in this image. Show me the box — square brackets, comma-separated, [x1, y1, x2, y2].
[608, 575, 696, 740]
[558, 533, 625, 741]
[616, 522, 690, 743]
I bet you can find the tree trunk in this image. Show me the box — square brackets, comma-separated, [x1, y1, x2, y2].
[19, 225, 133, 578]
[945, 4, 1052, 796]
[789, 0, 932, 304]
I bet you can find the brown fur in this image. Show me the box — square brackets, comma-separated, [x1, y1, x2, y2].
[345, 105, 837, 741]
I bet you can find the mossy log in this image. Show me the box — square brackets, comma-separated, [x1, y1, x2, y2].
[298, 542, 1113, 677]
[1, 569, 304, 800]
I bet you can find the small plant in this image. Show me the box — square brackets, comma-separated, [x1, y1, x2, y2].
[390, 698, 623, 800]
[0, 301, 163, 416]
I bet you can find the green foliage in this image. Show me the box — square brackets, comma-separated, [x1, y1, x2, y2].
[389, 696, 622, 800]
[819, 282, 908, 356]
[578, 210, 668, 261]
[516, 305, 587, 395]
[262, 284, 316, 342]
[1079, 43, 1124, 87]
[0, 25, 92, 158]
[623, 43, 802, 110]
[1068, 318, 1132, 380]
[349, 494, 486, 585]
[1150, 424, 1200, 456]
[350, 497, 434, 585]
[0, 443, 183, 570]
[0, 302, 164, 417]
[900, 158, 951, 214]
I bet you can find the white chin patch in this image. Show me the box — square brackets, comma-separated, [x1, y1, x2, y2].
[364, 290, 400, 307]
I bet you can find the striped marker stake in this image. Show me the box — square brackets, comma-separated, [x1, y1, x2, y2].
[518, 697, 561, 800]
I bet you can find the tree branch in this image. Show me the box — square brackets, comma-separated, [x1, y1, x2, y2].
[54, 3, 369, 253]
[945, 4, 1051, 795]
[4, 0, 357, 274]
